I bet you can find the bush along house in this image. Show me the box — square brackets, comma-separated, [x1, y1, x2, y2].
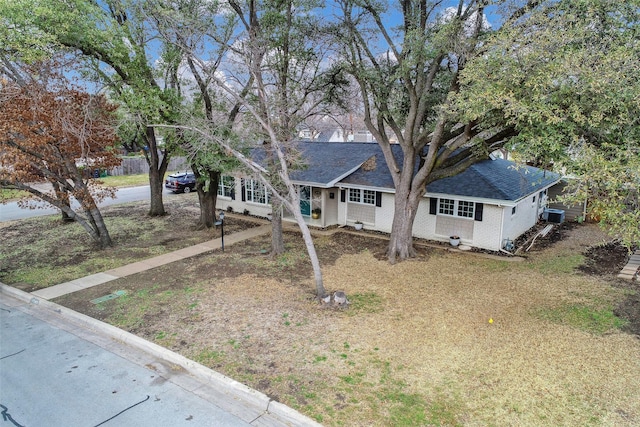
[214, 142, 561, 252]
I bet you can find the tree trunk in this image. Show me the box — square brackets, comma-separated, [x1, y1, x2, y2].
[145, 126, 168, 216]
[270, 199, 285, 256]
[88, 206, 113, 248]
[52, 181, 73, 222]
[387, 186, 421, 263]
[194, 168, 219, 229]
[290, 208, 326, 297]
[59, 201, 112, 248]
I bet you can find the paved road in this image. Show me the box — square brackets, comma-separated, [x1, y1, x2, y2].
[0, 186, 168, 222]
[0, 297, 253, 427]
[0, 288, 318, 427]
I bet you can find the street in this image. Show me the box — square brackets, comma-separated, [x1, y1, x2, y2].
[0, 186, 155, 222]
[0, 296, 253, 427]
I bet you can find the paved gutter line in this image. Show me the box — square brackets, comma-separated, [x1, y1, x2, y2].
[0, 284, 322, 427]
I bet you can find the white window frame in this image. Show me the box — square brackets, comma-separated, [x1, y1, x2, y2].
[457, 200, 475, 218]
[439, 198, 475, 219]
[217, 175, 235, 198]
[245, 179, 270, 205]
[348, 188, 376, 205]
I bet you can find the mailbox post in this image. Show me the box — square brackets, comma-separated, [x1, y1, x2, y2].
[216, 211, 225, 252]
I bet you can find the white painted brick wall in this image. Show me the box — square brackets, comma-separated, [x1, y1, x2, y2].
[215, 178, 272, 219]
[474, 204, 504, 251]
[503, 196, 539, 245]
[412, 198, 434, 238]
[375, 193, 396, 232]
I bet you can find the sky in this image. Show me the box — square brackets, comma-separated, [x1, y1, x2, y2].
[61, 0, 506, 97]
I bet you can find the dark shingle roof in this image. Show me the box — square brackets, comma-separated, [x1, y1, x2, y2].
[251, 142, 378, 187]
[257, 142, 560, 202]
[427, 158, 560, 201]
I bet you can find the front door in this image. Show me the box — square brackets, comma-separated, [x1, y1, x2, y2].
[299, 186, 311, 216]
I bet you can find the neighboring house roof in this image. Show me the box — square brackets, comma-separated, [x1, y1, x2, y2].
[314, 130, 341, 142]
[254, 142, 561, 203]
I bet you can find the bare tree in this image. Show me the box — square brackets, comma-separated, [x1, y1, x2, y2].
[338, 0, 514, 262]
[153, 0, 342, 297]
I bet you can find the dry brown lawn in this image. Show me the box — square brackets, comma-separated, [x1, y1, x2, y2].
[48, 221, 639, 426]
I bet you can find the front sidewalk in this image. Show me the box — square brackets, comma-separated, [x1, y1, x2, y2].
[31, 224, 272, 300]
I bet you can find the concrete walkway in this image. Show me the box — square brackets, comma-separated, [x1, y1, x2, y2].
[30, 218, 527, 302]
[31, 224, 272, 300]
[618, 250, 640, 281]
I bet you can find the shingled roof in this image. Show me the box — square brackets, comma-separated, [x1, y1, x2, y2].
[426, 158, 560, 202]
[256, 142, 560, 203]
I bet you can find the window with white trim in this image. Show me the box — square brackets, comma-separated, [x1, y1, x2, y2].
[348, 188, 376, 205]
[245, 179, 269, 204]
[439, 198, 475, 218]
[457, 200, 475, 218]
[217, 176, 235, 198]
[438, 198, 455, 216]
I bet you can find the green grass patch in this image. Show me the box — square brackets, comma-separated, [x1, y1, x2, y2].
[313, 355, 327, 363]
[534, 303, 627, 334]
[526, 253, 585, 275]
[0, 188, 30, 202]
[275, 251, 308, 268]
[193, 349, 226, 365]
[106, 286, 161, 329]
[347, 292, 383, 314]
[376, 381, 463, 426]
[98, 173, 149, 188]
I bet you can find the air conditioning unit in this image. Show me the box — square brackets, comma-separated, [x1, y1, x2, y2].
[543, 208, 565, 223]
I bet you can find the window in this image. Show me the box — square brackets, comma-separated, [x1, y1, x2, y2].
[439, 198, 475, 218]
[363, 190, 376, 205]
[438, 198, 455, 216]
[218, 176, 235, 198]
[512, 206, 517, 215]
[245, 179, 269, 204]
[457, 201, 474, 218]
[348, 188, 376, 205]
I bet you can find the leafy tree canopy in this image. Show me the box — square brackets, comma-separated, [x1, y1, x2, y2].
[0, 60, 121, 247]
[455, 0, 640, 246]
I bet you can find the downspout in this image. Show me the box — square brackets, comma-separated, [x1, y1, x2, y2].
[341, 187, 347, 226]
[498, 205, 506, 251]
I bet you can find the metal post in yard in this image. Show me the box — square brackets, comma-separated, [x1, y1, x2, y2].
[217, 211, 225, 252]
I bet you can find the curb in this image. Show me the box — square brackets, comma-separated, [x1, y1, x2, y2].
[0, 284, 322, 427]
